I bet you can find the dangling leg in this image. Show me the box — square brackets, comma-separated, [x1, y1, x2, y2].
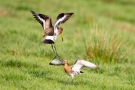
[53, 44, 57, 53]
[51, 44, 56, 54]
[51, 44, 59, 57]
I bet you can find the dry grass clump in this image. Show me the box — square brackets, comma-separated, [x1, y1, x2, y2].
[85, 28, 130, 63]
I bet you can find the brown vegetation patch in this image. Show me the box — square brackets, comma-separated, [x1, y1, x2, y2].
[111, 21, 135, 32]
[0, 9, 8, 17]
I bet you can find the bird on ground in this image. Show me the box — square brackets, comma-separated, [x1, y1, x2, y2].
[31, 10, 73, 56]
[64, 60, 99, 84]
[49, 59, 99, 84]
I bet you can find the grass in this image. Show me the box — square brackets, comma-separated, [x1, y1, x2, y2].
[0, 0, 135, 90]
[85, 27, 131, 63]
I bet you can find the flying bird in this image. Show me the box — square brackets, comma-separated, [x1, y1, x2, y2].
[31, 10, 73, 56]
[49, 59, 99, 84]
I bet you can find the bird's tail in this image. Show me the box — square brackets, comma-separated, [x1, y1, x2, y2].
[42, 36, 55, 44]
[42, 39, 54, 44]
[80, 71, 83, 73]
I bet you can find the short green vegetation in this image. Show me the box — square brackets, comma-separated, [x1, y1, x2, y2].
[0, 0, 135, 90]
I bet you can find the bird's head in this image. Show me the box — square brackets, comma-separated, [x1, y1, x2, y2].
[58, 27, 63, 41]
[58, 27, 63, 32]
[64, 60, 68, 62]
[63, 60, 68, 64]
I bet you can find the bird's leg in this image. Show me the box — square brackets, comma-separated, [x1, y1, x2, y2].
[67, 76, 70, 84]
[53, 44, 60, 57]
[51, 44, 56, 54]
[72, 78, 74, 85]
[70, 75, 74, 85]
[51, 44, 60, 58]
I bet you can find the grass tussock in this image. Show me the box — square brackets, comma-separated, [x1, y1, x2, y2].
[85, 27, 131, 63]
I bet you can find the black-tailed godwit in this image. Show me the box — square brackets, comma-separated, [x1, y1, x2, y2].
[49, 59, 99, 84]
[31, 10, 73, 56]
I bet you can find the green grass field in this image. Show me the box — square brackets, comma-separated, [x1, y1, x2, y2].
[0, 0, 135, 90]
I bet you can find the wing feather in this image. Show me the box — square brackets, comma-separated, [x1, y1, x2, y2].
[54, 13, 73, 28]
[72, 60, 99, 72]
[31, 10, 52, 30]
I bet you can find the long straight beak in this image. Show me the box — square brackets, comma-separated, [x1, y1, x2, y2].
[60, 33, 63, 41]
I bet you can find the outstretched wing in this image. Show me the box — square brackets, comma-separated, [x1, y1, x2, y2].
[31, 10, 53, 30]
[72, 60, 99, 72]
[54, 13, 73, 28]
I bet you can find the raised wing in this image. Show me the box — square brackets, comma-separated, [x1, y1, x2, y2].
[31, 10, 52, 30]
[72, 60, 99, 72]
[54, 13, 73, 28]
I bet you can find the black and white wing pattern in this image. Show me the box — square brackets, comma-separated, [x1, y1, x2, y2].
[31, 10, 52, 30]
[54, 13, 73, 28]
[72, 60, 99, 72]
